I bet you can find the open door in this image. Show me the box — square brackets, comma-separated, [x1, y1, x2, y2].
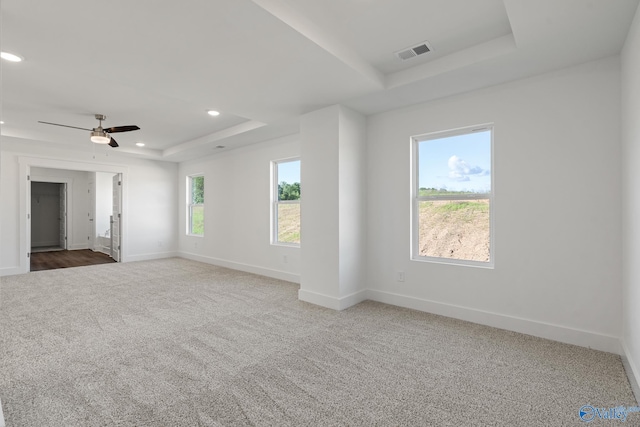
[59, 183, 67, 249]
[111, 173, 122, 262]
[88, 178, 95, 250]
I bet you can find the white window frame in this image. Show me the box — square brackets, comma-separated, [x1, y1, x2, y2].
[271, 157, 301, 246]
[411, 124, 494, 268]
[187, 174, 204, 236]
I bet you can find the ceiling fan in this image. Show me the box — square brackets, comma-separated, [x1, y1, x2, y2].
[38, 114, 140, 147]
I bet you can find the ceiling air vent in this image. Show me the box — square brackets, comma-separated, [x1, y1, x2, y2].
[396, 41, 432, 61]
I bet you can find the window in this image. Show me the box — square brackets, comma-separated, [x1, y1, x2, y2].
[188, 175, 204, 236]
[412, 126, 493, 267]
[272, 158, 301, 245]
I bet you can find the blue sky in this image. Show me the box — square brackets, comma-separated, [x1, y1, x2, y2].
[418, 130, 491, 192]
[278, 159, 300, 184]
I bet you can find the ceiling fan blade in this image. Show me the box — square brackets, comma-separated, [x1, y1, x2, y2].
[104, 125, 140, 133]
[38, 121, 92, 131]
[108, 137, 119, 148]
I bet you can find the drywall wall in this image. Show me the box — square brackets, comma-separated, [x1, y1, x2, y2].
[0, 137, 178, 275]
[366, 56, 623, 353]
[178, 134, 300, 282]
[299, 105, 367, 309]
[95, 172, 115, 240]
[1, 149, 21, 271]
[622, 2, 640, 400]
[299, 106, 341, 301]
[338, 107, 367, 301]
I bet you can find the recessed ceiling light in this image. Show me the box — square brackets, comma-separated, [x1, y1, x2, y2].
[207, 110, 220, 117]
[0, 121, 4, 125]
[136, 142, 145, 147]
[1, 51, 23, 62]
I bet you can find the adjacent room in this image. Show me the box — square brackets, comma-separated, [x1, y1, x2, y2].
[1, 0, 640, 425]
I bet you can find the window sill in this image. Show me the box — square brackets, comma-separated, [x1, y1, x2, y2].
[271, 242, 300, 248]
[411, 256, 494, 269]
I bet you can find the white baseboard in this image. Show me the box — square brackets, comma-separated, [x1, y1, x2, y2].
[32, 240, 59, 247]
[179, 252, 300, 284]
[0, 397, 5, 427]
[68, 243, 89, 250]
[298, 289, 368, 311]
[0, 266, 23, 277]
[621, 340, 640, 405]
[125, 251, 178, 263]
[367, 289, 622, 355]
[95, 247, 111, 256]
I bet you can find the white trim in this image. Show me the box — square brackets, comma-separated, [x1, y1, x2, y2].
[271, 157, 301, 246]
[187, 174, 204, 236]
[298, 289, 368, 311]
[411, 124, 494, 269]
[126, 251, 178, 263]
[0, 397, 5, 427]
[68, 244, 90, 251]
[0, 252, 177, 276]
[179, 251, 300, 284]
[0, 266, 22, 277]
[621, 340, 640, 405]
[367, 289, 622, 354]
[30, 176, 72, 252]
[31, 240, 61, 247]
[271, 241, 300, 248]
[18, 156, 129, 274]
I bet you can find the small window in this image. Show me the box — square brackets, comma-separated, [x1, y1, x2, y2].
[272, 159, 301, 245]
[412, 126, 493, 267]
[188, 175, 204, 236]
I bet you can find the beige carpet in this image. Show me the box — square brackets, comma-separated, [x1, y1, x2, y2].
[0, 258, 637, 426]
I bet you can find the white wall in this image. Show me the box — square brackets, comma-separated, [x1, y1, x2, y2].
[300, 107, 340, 297]
[621, 2, 640, 400]
[338, 107, 367, 300]
[95, 172, 115, 238]
[178, 134, 300, 282]
[0, 137, 179, 275]
[1, 149, 22, 270]
[299, 105, 367, 309]
[366, 56, 623, 353]
[31, 167, 91, 250]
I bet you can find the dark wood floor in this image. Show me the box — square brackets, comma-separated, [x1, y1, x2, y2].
[30, 249, 116, 272]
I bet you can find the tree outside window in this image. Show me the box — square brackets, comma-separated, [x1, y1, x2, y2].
[188, 175, 204, 236]
[273, 159, 300, 245]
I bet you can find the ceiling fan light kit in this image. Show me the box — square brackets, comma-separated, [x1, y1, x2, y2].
[38, 113, 140, 149]
[90, 130, 111, 144]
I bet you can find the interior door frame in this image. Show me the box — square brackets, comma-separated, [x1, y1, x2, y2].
[88, 176, 96, 251]
[30, 177, 72, 252]
[19, 156, 128, 274]
[60, 182, 68, 250]
[111, 173, 123, 262]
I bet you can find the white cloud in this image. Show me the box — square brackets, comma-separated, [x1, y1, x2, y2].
[448, 155, 485, 182]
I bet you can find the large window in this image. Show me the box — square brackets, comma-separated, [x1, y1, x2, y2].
[188, 175, 204, 236]
[412, 126, 493, 267]
[272, 158, 301, 245]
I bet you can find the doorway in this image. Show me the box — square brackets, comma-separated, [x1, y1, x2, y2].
[30, 182, 67, 253]
[18, 158, 129, 274]
[27, 168, 124, 272]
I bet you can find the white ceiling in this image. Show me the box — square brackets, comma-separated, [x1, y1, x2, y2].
[1, 0, 638, 162]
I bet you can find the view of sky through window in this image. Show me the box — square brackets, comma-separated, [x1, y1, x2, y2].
[278, 160, 300, 184]
[419, 130, 491, 193]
